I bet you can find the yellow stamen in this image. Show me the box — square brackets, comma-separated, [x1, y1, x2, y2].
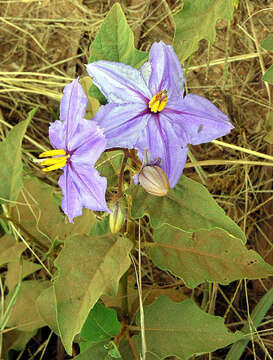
[38, 148, 69, 172]
[40, 156, 68, 166]
[149, 90, 168, 113]
[158, 96, 168, 112]
[39, 149, 66, 158]
[150, 100, 160, 113]
[42, 160, 67, 172]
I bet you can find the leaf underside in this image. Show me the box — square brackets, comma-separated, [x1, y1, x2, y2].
[54, 234, 133, 355]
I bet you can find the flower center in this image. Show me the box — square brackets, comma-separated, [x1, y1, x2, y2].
[38, 149, 70, 172]
[148, 90, 168, 113]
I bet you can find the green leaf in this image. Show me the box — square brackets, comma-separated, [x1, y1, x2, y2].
[88, 85, 107, 106]
[225, 286, 273, 360]
[0, 108, 37, 205]
[261, 35, 273, 84]
[96, 151, 124, 188]
[133, 296, 243, 360]
[88, 3, 148, 104]
[261, 34, 273, 51]
[36, 286, 59, 335]
[0, 234, 26, 267]
[10, 176, 96, 247]
[151, 225, 273, 288]
[89, 3, 147, 67]
[118, 339, 135, 360]
[90, 217, 110, 236]
[104, 341, 122, 358]
[173, 0, 235, 61]
[54, 234, 133, 355]
[6, 280, 50, 332]
[6, 259, 42, 290]
[262, 64, 273, 84]
[127, 175, 245, 242]
[81, 302, 121, 343]
[74, 341, 119, 360]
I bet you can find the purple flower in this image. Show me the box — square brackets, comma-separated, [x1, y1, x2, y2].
[38, 78, 110, 222]
[86, 41, 233, 188]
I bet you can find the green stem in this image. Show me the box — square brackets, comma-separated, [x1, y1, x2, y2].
[201, 282, 211, 311]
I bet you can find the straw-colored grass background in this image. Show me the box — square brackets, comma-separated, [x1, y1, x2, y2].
[0, 0, 273, 359]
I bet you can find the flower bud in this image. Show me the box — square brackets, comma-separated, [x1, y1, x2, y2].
[138, 165, 170, 196]
[109, 202, 125, 234]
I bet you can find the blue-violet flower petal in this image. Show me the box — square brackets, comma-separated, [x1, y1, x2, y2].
[87, 41, 233, 188]
[43, 78, 110, 222]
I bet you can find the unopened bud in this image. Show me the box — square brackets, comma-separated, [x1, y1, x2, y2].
[138, 165, 170, 196]
[109, 202, 125, 234]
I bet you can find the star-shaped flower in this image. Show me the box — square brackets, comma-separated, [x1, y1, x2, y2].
[86, 41, 233, 187]
[38, 78, 110, 222]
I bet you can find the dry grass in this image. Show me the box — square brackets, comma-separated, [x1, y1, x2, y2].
[0, 0, 273, 359]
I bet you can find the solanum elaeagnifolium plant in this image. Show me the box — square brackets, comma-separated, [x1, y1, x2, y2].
[1, 2, 273, 360]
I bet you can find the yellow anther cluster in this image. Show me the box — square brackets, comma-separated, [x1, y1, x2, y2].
[39, 149, 69, 172]
[148, 90, 168, 113]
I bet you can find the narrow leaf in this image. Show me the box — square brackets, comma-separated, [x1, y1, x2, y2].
[151, 225, 273, 288]
[173, 0, 235, 61]
[127, 175, 245, 242]
[225, 286, 273, 360]
[133, 296, 243, 360]
[54, 234, 133, 355]
[0, 108, 37, 204]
